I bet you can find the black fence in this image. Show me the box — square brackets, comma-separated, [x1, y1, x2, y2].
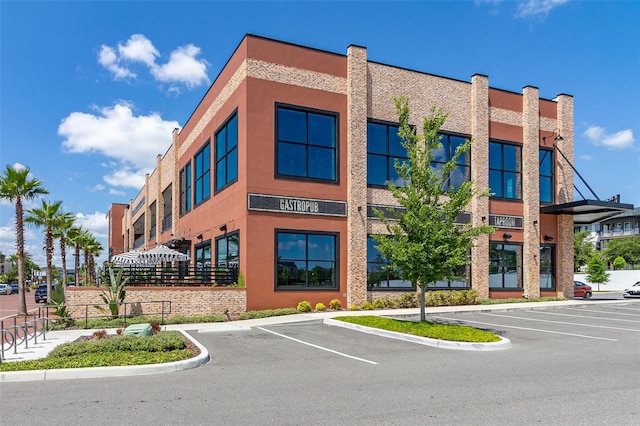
[114, 265, 239, 287]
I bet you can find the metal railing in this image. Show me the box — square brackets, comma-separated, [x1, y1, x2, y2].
[1, 308, 51, 362]
[1, 301, 172, 362]
[117, 265, 239, 286]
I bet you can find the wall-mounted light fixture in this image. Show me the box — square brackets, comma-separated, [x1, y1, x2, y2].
[542, 132, 564, 146]
[219, 224, 227, 232]
[481, 216, 486, 222]
[503, 233, 512, 240]
[543, 235, 554, 242]
[533, 220, 538, 225]
[196, 234, 203, 240]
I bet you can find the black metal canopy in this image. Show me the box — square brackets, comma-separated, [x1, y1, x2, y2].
[540, 199, 634, 225]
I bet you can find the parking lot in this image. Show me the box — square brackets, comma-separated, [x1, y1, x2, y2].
[1, 299, 638, 425]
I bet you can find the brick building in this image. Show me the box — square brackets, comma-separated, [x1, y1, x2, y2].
[108, 34, 626, 311]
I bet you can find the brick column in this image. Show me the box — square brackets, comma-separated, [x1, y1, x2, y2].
[556, 94, 574, 298]
[470, 74, 490, 298]
[346, 45, 368, 307]
[523, 86, 541, 298]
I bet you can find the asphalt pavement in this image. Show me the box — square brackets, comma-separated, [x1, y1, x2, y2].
[1, 297, 632, 382]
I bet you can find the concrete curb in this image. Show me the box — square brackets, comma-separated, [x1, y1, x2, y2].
[323, 318, 512, 351]
[0, 329, 209, 383]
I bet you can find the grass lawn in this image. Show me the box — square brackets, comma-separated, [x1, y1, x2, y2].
[332, 315, 501, 343]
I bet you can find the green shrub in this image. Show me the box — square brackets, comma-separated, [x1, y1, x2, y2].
[372, 299, 384, 309]
[315, 302, 326, 311]
[613, 256, 626, 270]
[297, 301, 312, 313]
[329, 299, 342, 310]
[349, 304, 359, 311]
[422, 290, 479, 307]
[48, 331, 185, 358]
[361, 301, 373, 310]
[238, 308, 299, 320]
[379, 296, 397, 309]
[396, 292, 418, 308]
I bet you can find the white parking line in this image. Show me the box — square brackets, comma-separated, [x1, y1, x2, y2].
[482, 313, 639, 332]
[432, 316, 618, 341]
[257, 326, 378, 365]
[531, 310, 640, 324]
[566, 307, 640, 316]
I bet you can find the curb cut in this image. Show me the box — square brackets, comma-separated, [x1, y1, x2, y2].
[323, 318, 512, 351]
[0, 329, 209, 383]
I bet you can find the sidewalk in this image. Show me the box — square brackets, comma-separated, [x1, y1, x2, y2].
[0, 299, 629, 382]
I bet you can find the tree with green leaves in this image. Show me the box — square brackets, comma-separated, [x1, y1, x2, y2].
[372, 97, 494, 321]
[26, 199, 63, 304]
[586, 253, 609, 291]
[52, 211, 75, 287]
[605, 235, 640, 267]
[0, 165, 49, 315]
[574, 231, 595, 272]
[612, 256, 626, 270]
[66, 226, 84, 285]
[77, 230, 103, 285]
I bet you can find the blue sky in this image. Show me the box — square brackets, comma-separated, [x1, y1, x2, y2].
[1, 0, 638, 269]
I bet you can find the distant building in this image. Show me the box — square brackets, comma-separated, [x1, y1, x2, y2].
[599, 207, 640, 250]
[108, 34, 631, 311]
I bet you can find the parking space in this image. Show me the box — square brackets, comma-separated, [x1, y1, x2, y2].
[426, 302, 640, 356]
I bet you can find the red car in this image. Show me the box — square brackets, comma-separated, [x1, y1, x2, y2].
[574, 281, 592, 298]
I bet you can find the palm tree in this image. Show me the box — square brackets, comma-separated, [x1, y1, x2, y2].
[0, 165, 48, 315]
[26, 200, 63, 304]
[66, 226, 84, 285]
[76, 230, 102, 285]
[53, 212, 75, 287]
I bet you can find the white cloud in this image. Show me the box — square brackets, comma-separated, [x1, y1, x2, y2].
[579, 154, 592, 161]
[58, 102, 179, 189]
[74, 211, 108, 239]
[118, 34, 159, 66]
[103, 167, 147, 190]
[583, 125, 635, 150]
[150, 44, 209, 89]
[515, 0, 569, 18]
[99, 34, 209, 90]
[108, 188, 126, 196]
[89, 184, 105, 192]
[98, 45, 136, 80]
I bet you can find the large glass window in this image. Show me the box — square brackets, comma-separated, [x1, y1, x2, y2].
[216, 232, 239, 268]
[431, 134, 470, 191]
[195, 241, 212, 279]
[539, 245, 555, 290]
[179, 162, 191, 215]
[276, 106, 337, 182]
[367, 122, 407, 187]
[489, 243, 523, 289]
[194, 142, 211, 205]
[539, 148, 554, 203]
[215, 113, 238, 192]
[276, 231, 337, 290]
[489, 141, 522, 200]
[366, 237, 413, 289]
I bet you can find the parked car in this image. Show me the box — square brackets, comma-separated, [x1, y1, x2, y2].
[574, 281, 592, 298]
[0, 284, 11, 295]
[34, 283, 50, 303]
[8, 283, 19, 294]
[622, 281, 640, 298]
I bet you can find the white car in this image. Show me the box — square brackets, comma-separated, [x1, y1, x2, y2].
[622, 281, 640, 298]
[0, 284, 12, 295]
